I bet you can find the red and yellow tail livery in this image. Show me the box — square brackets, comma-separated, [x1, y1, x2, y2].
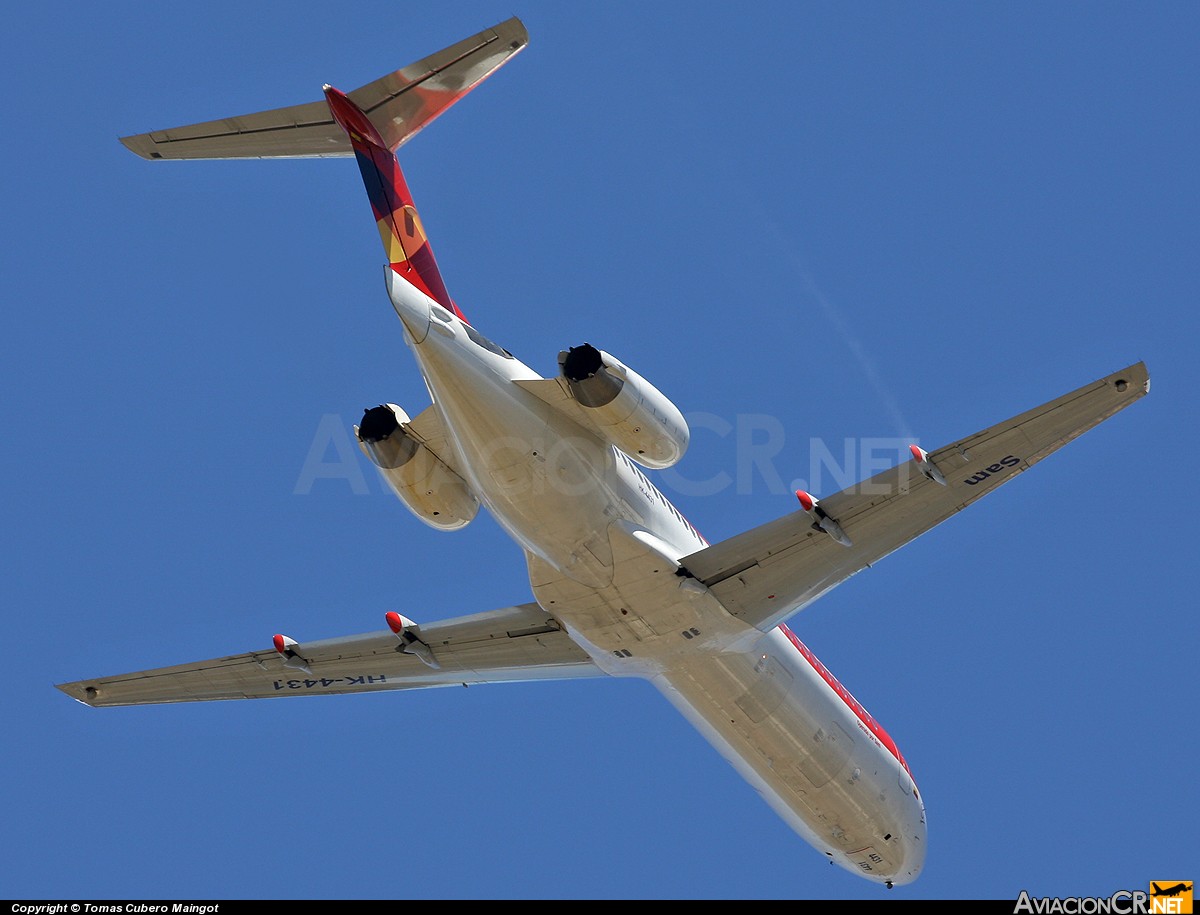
[323, 85, 463, 321]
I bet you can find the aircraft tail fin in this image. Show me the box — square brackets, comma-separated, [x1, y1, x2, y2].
[324, 85, 461, 317]
[119, 18, 528, 319]
[120, 17, 527, 161]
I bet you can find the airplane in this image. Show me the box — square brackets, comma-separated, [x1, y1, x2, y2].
[1152, 884, 1192, 898]
[56, 17, 1150, 890]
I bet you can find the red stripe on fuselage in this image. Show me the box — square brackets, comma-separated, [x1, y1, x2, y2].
[778, 623, 914, 782]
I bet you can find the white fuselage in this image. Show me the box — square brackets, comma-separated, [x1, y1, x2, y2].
[386, 271, 926, 886]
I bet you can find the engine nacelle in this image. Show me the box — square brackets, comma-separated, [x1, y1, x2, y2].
[356, 404, 480, 530]
[558, 343, 689, 469]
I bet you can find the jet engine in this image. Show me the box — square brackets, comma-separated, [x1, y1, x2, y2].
[355, 404, 479, 530]
[558, 343, 689, 469]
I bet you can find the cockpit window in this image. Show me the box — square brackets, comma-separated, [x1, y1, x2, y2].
[464, 323, 514, 358]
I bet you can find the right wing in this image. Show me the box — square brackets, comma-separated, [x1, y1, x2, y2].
[680, 362, 1149, 634]
[119, 17, 527, 160]
[57, 602, 601, 708]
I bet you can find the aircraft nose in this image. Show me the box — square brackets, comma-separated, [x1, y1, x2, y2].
[898, 797, 928, 884]
[881, 829, 926, 887]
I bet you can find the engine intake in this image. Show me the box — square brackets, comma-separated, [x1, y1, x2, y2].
[558, 344, 689, 469]
[358, 404, 419, 469]
[561, 343, 623, 406]
[355, 404, 479, 530]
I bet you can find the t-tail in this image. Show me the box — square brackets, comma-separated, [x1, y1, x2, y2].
[323, 86, 462, 320]
[116, 16, 529, 324]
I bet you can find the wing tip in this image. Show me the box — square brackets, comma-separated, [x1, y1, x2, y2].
[119, 133, 163, 160]
[497, 15, 530, 47]
[1111, 360, 1150, 397]
[56, 680, 102, 707]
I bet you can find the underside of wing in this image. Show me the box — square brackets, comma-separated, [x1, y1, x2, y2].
[680, 362, 1149, 633]
[120, 17, 528, 160]
[57, 602, 600, 707]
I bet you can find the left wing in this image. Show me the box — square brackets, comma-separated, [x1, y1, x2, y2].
[57, 602, 600, 707]
[680, 361, 1149, 633]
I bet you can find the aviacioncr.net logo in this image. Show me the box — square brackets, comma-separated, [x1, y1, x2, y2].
[1149, 883, 1192, 915]
[1012, 885, 1192, 915]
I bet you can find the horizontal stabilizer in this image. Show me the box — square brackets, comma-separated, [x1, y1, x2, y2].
[120, 17, 527, 160]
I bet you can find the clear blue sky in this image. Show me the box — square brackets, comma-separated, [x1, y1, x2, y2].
[3, 0, 1196, 902]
